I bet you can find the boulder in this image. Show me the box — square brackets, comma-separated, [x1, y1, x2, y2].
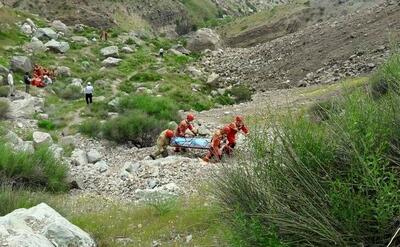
[55, 66, 71, 77]
[95, 160, 108, 173]
[24, 39, 46, 53]
[25, 18, 37, 30]
[87, 149, 102, 163]
[71, 36, 90, 45]
[5, 131, 35, 154]
[124, 162, 141, 174]
[207, 72, 220, 86]
[108, 97, 121, 109]
[49, 144, 64, 160]
[71, 149, 88, 166]
[102, 57, 122, 67]
[0, 203, 96, 247]
[51, 20, 69, 33]
[34, 28, 58, 40]
[187, 28, 221, 52]
[45, 40, 70, 53]
[100, 46, 119, 57]
[21, 23, 33, 35]
[6, 94, 44, 119]
[121, 46, 134, 53]
[59, 135, 76, 146]
[172, 44, 191, 55]
[187, 66, 203, 78]
[10, 56, 32, 73]
[168, 48, 184, 56]
[33, 131, 53, 147]
[71, 78, 83, 87]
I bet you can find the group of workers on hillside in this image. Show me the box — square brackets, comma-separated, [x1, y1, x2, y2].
[150, 114, 249, 163]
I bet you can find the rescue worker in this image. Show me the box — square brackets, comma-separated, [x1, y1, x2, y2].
[203, 126, 231, 162]
[150, 129, 175, 160]
[24, 72, 32, 94]
[175, 114, 197, 152]
[224, 116, 249, 155]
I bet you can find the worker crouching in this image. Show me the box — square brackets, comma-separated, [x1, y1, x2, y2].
[175, 114, 197, 152]
[150, 130, 175, 160]
[203, 126, 230, 163]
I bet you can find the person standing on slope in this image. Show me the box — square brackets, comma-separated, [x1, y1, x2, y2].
[84, 82, 94, 105]
[150, 129, 175, 160]
[203, 126, 230, 163]
[175, 114, 198, 152]
[24, 72, 32, 94]
[7, 70, 14, 97]
[224, 116, 249, 155]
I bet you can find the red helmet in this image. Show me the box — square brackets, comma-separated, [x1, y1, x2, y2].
[165, 130, 174, 138]
[187, 114, 195, 122]
[222, 126, 231, 134]
[235, 115, 244, 123]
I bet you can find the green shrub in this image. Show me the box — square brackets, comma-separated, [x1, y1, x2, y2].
[0, 99, 9, 118]
[102, 110, 165, 147]
[0, 143, 68, 192]
[58, 85, 82, 100]
[118, 95, 179, 121]
[38, 119, 56, 130]
[308, 97, 343, 122]
[370, 54, 400, 97]
[0, 86, 9, 97]
[229, 85, 252, 103]
[215, 94, 235, 106]
[130, 71, 162, 82]
[79, 119, 102, 138]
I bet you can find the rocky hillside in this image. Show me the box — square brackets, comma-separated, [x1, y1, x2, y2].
[2, 0, 289, 36]
[201, 1, 400, 91]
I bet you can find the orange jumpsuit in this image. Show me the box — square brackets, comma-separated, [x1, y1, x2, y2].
[175, 119, 195, 152]
[204, 130, 225, 162]
[225, 122, 249, 155]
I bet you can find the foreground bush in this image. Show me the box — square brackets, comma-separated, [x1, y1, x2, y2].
[102, 110, 166, 147]
[216, 57, 400, 245]
[0, 143, 68, 192]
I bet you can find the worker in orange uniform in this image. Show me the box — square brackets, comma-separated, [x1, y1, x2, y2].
[203, 126, 231, 162]
[175, 114, 197, 152]
[224, 116, 249, 155]
[150, 129, 175, 160]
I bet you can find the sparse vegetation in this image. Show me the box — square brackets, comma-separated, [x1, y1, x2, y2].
[0, 143, 68, 192]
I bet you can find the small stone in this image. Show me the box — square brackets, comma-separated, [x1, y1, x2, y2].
[32, 131, 53, 147]
[87, 149, 102, 163]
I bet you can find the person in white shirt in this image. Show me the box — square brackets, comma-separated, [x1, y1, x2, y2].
[43, 75, 53, 85]
[159, 48, 164, 58]
[7, 70, 14, 97]
[84, 82, 94, 105]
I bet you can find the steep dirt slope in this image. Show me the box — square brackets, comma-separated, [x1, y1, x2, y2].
[202, 1, 400, 91]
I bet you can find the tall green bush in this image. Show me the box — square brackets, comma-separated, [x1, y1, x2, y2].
[216, 55, 400, 246]
[0, 143, 68, 192]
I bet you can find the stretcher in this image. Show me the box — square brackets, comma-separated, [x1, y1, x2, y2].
[170, 137, 211, 150]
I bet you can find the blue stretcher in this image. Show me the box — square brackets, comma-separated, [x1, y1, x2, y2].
[170, 137, 211, 150]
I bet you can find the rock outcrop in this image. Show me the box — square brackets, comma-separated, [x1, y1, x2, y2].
[187, 28, 221, 52]
[0, 203, 96, 247]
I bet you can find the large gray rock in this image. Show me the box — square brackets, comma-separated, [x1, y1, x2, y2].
[172, 44, 191, 55]
[87, 149, 102, 163]
[21, 23, 33, 35]
[71, 149, 88, 166]
[34, 28, 58, 40]
[187, 66, 203, 78]
[33, 131, 53, 147]
[100, 46, 119, 57]
[71, 36, 90, 45]
[5, 131, 35, 154]
[121, 46, 134, 53]
[207, 72, 220, 86]
[187, 28, 221, 52]
[6, 94, 44, 119]
[45, 40, 70, 53]
[10, 56, 32, 73]
[49, 144, 64, 160]
[51, 20, 69, 33]
[0, 203, 96, 247]
[55, 66, 71, 77]
[102, 57, 122, 67]
[25, 18, 37, 31]
[95, 160, 108, 173]
[24, 39, 46, 53]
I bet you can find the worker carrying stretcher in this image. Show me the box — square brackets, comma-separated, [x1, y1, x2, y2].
[174, 114, 198, 152]
[202, 125, 230, 162]
[149, 129, 175, 160]
[223, 116, 249, 155]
